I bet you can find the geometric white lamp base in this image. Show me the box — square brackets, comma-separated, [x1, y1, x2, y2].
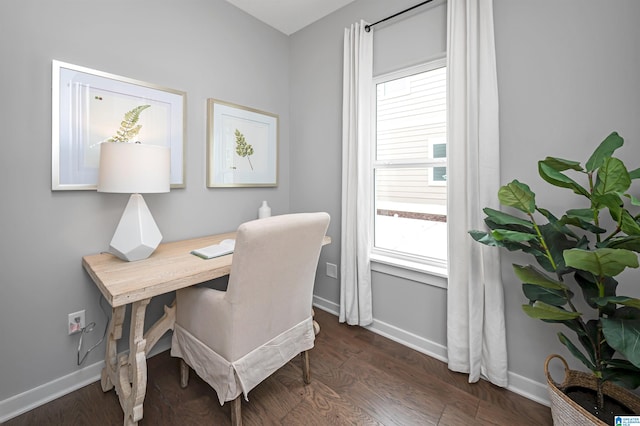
[109, 193, 162, 262]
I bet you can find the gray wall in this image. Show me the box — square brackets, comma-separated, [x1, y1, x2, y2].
[0, 0, 290, 407]
[495, 0, 640, 386]
[291, 0, 640, 402]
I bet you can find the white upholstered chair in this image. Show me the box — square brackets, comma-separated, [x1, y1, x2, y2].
[171, 212, 330, 425]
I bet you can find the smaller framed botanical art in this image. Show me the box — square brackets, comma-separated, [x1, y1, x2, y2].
[206, 99, 278, 187]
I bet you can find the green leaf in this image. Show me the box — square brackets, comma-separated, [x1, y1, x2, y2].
[473, 226, 550, 259]
[624, 192, 640, 206]
[522, 283, 572, 306]
[522, 301, 581, 320]
[598, 235, 640, 251]
[564, 248, 639, 277]
[484, 218, 532, 234]
[601, 318, 640, 369]
[536, 208, 559, 221]
[468, 230, 497, 246]
[538, 223, 583, 274]
[492, 229, 538, 243]
[565, 208, 595, 222]
[604, 358, 640, 372]
[613, 306, 640, 320]
[594, 157, 631, 196]
[541, 156, 584, 172]
[558, 332, 596, 371]
[601, 360, 640, 388]
[482, 207, 533, 227]
[536, 210, 581, 243]
[469, 230, 541, 257]
[498, 180, 536, 214]
[513, 265, 565, 290]
[508, 240, 560, 272]
[541, 209, 582, 239]
[619, 210, 640, 236]
[593, 296, 640, 310]
[629, 167, 640, 180]
[560, 215, 607, 235]
[560, 318, 592, 339]
[585, 131, 624, 172]
[538, 161, 589, 197]
[592, 193, 623, 214]
[574, 270, 618, 312]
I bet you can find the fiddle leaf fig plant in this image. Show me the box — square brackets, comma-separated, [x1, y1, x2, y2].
[107, 104, 151, 143]
[470, 131, 640, 408]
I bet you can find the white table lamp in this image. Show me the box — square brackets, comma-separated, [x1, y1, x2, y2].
[98, 142, 170, 261]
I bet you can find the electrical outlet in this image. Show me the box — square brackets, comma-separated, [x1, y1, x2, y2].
[68, 310, 85, 335]
[326, 262, 338, 279]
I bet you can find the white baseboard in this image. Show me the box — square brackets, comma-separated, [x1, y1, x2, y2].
[0, 358, 104, 423]
[313, 294, 339, 316]
[312, 296, 550, 406]
[364, 317, 449, 363]
[313, 295, 447, 361]
[0, 336, 171, 423]
[506, 370, 550, 407]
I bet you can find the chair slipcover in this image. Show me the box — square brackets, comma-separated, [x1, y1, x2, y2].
[171, 212, 330, 405]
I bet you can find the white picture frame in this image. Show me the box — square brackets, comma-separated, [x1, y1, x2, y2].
[207, 99, 278, 187]
[52, 60, 186, 190]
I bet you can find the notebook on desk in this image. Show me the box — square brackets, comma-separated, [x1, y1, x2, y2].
[191, 239, 235, 259]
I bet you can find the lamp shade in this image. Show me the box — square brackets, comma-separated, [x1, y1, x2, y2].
[97, 142, 170, 194]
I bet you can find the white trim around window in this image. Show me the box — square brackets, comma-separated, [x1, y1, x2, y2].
[371, 56, 448, 288]
[371, 252, 447, 288]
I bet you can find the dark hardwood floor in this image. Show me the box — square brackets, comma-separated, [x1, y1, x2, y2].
[6, 309, 552, 425]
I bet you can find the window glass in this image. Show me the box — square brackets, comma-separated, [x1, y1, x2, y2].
[433, 143, 446, 158]
[373, 63, 447, 267]
[433, 166, 447, 181]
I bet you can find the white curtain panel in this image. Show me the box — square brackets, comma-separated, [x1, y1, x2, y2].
[446, 0, 507, 386]
[340, 20, 373, 326]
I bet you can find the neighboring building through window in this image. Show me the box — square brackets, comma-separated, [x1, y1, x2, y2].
[373, 60, 447, 270]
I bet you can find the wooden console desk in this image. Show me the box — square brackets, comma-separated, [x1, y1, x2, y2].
[82, 232, 330, 426]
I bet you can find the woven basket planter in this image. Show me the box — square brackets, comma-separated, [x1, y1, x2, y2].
[545, 354, 640, 425]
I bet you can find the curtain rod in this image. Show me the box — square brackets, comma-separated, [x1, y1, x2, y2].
[365, 0, 435, 32]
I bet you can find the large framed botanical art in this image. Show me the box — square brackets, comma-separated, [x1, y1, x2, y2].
[207, 99, 278, 187]
[52, 60, 186, 190]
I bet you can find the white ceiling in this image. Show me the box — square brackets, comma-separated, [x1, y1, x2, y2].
[224, 0, 356, 35]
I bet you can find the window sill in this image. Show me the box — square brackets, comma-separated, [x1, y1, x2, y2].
[370, 253, 448, 289]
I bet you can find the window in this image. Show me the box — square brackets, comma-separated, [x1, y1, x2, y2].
[372, 60, 447, 273]
[431, 143, 447, 185]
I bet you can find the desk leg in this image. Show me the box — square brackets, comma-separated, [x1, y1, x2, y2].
[123, 299, 149, 425]
[101, 305, 126, 392]
[101, 299, 150, 426]
[100, 299, 176, 425]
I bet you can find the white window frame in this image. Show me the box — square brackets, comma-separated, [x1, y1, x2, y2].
[370, 58, 448, 284]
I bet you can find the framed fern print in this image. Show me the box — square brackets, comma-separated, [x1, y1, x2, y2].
[206, 99, 278, 187]
[52, 60, 186, 190]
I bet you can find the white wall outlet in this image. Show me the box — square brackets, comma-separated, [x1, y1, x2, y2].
[68, 310, 85, 335]
[326, 262, 338, 279]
